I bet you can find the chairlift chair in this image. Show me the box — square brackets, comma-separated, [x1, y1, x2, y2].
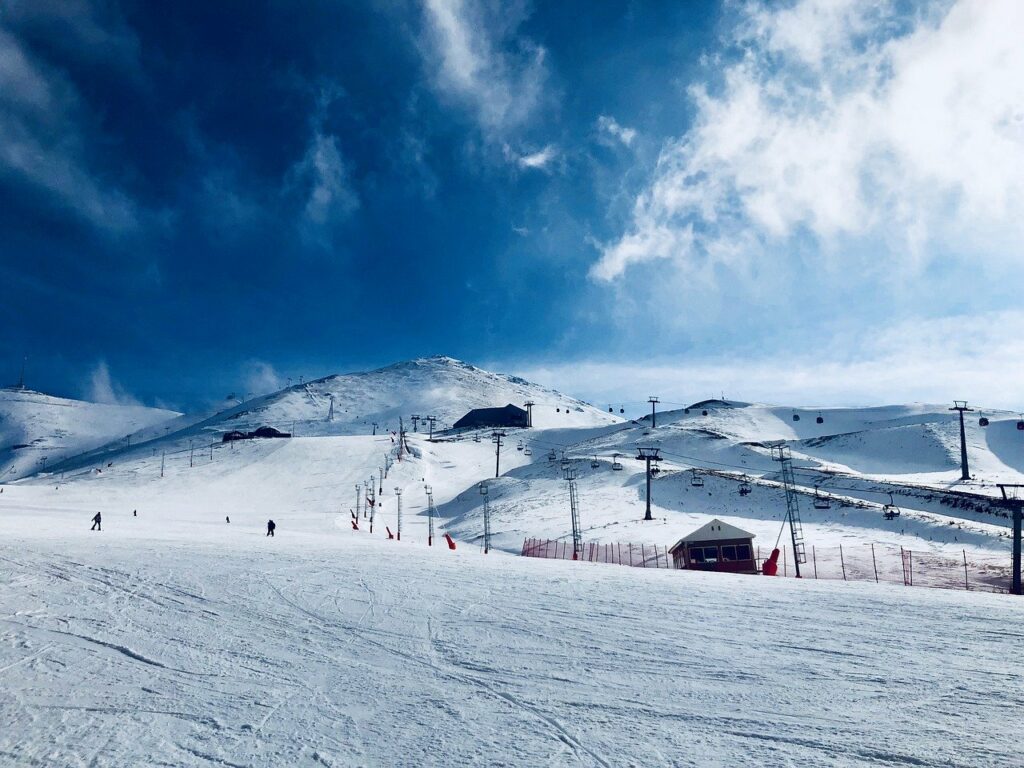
[813, 491, 831, 510]
[547, 449, 557, 462]
[473, 434, 481, 443]
[816, 412, 824, 424]
[978, 415, 989, 427]
[738, 479, 751, 496]
[523, 446, 532, 456]
[690, 470, 704, 488]
[619, 407, 624, 414]
[591, 455, 600, 469]
[611, 453, 623, 471]
[517, 440, 524, 451]
[882, 493, 901, 520]
[792, 412, 801, 422]
[1017, 414, 1024, 431]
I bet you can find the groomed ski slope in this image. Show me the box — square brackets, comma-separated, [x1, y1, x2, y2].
[2, 528, 1023, 768]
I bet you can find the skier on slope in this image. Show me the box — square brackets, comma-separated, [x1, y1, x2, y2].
[90, 512, 102, 531]
[266, 519, 276, 537]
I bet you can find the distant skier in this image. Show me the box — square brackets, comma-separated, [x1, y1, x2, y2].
[266, 519, 276, 537]
[226, 515, 230, 524]
[133, 509, 137, 517]
[90, 512, 102, 531]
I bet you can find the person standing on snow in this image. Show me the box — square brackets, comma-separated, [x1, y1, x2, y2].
[266, 519, 276, 537]
[90, 512, 102, 531]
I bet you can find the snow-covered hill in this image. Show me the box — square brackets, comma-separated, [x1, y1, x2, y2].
[0, 388, 179, 480]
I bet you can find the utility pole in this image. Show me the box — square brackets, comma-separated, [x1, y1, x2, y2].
[524, 401, 535, 428]
[394, 487, 403, 540]
[491, 430, 506, 478]
[997, 484, 1023, 595]
[160, 451, 165, 478]
[327, 394, 334, 422]
[635, 447, 661, 521]
[210, 443, 214, 461]
[426, 415, 437, 440]
[379, 466, 384, 493]
[369, 487, 376, 533]
[479, 482, 491, 553]
[950, 401, 973, 481]
[372, 422, 378, 436]
[411, 414, 421, 432]
[425, 484, 435, 546]
[564, 464, 582, 560]
[398, 417, 406, 459]
[189, 440, 194, 468]
[648, 396, 660, 428]
[355, 484, 361, 524]
[770, 442, 806, 577]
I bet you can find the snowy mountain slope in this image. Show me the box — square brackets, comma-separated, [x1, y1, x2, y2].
[0, 388, 179, 481]
[38, 356, 619, 479]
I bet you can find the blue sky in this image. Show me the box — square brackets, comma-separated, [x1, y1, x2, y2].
[1, 0, 1022, 412]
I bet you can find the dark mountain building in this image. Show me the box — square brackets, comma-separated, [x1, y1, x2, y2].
[453, 404, 529, 430]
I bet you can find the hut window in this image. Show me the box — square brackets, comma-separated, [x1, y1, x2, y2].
[736, 544, 751, 560]
[721, 545, 737, 561]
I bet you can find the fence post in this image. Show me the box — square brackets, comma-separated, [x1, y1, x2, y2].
[618, 542, 622, 566]
[871, 543, 879, 583]
[812, 545, 818, 579]
[963, 549, 969, 591]
[840, 544, 847, 581]
[909, 550, 913, 586]
[641, 544, 647, 568]
[783, 545, 788, 577]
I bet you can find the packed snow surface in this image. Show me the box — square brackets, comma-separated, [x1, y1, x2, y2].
[2, 529, 1022, 767]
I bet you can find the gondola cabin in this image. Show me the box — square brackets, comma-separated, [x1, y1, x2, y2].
[669, 519, 758, 574]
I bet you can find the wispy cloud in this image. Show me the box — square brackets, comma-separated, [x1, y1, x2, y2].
[594, 0, 1024, 281]
[241, 360, 283, 397]
[0, 10, 139, 234]
[514, 144, 558, 171]
[85, 361, 141, 406]
[420, 0, 548, 135]
[596, 115, 636, 147]
[508, 310, 1024, 410]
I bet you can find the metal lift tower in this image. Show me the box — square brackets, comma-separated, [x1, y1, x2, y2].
[770, 442, 806, 577]
[563, 464, 582, 559]
[997, 484, 1023, 595]
[950, 401, 973, 481]
[635, 447, 661, 521]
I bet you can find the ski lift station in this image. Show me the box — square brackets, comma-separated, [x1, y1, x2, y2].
[669, 519, 758, 574]
[452, 404, 529, 430]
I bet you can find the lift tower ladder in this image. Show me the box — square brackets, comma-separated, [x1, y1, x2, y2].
[770, 442, 806, 575]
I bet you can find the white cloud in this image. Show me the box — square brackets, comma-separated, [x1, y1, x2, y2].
[420, 0, 547, 134]
[507, 310, 1024, 411]
[516, 144, 558, 170]
[0, 26, 137, 232]
[594, 0, 1024, 281]
[286, 128, 359, 242]
[241, 360, 283, 397]
[597, 115, 636, 146]
[85, 361, 140, 406]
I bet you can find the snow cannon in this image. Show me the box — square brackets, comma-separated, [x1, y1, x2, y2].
[444, 533, 457, 550]
[762, 548, 781, 576]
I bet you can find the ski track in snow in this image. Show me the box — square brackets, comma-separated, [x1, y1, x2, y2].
[1, 535, 1023, 767]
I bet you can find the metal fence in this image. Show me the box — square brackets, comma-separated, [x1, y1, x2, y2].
[521, 538, 672, 568]
[521, 538, 1011, 593]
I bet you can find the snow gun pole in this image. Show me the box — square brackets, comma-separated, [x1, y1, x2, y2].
[997, 485, 1023, 595]
[355, 484, 361, 526]
[394, 487, 402, 541]
[425, 484, 435, 546]
[379, 467, 384, 494]
[479, 482, 491, 553]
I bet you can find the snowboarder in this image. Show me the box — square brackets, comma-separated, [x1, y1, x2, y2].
[90, 512, 102, 531]
[266, 519, 276, 537]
